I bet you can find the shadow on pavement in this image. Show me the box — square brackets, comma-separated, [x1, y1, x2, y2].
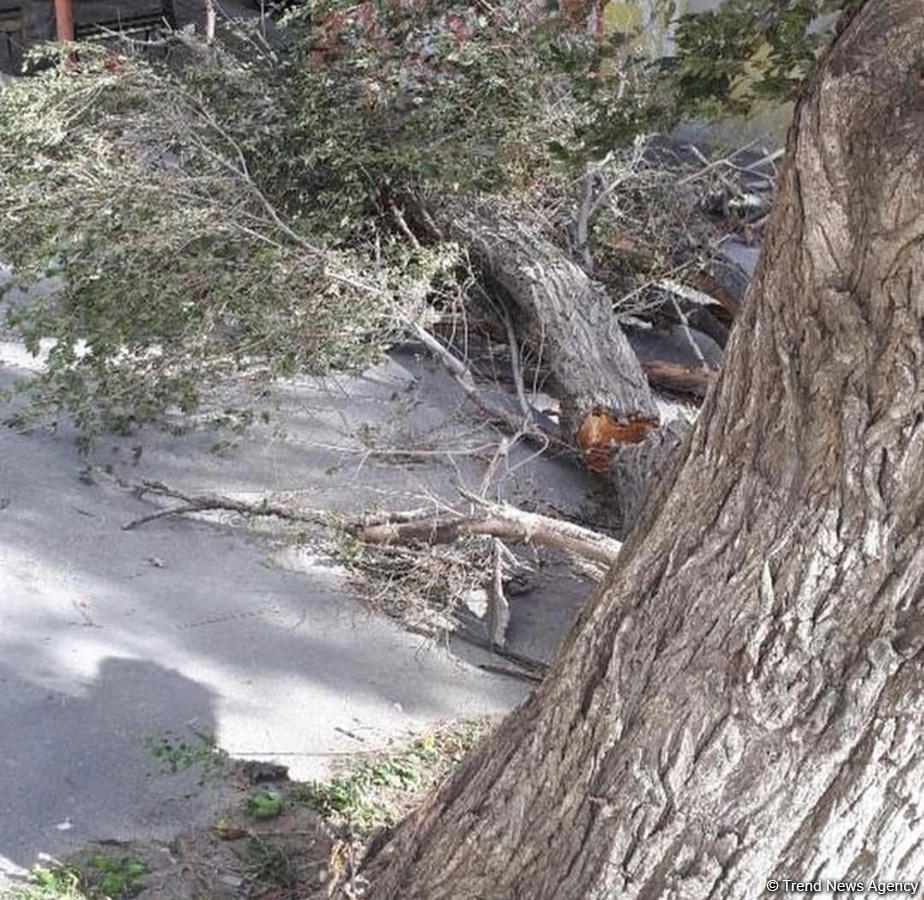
[0, 656, 226, 877]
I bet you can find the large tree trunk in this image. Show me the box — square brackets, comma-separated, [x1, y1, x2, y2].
[442, 202, 689, 528]
[366, 2, 924, 895]
[447, 202, 661, 444]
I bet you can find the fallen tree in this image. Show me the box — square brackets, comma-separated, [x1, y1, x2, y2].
[443, 202, 701, 528]
[1, 4, 763, 539]
[424, 199, 736, 529]
[445, 202, 661, 446]
[363, 2, 924, 895]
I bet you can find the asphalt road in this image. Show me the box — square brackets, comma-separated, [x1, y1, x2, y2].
[0, 346, 537, 880]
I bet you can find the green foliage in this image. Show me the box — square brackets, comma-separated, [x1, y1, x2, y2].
[553, 0, 857, 155]
[0, 42, 445, 439]
[0, 2, 583, 440]
[264, 1, 569, 228]
[294, 777, 389, 833]
[83, 857, 147, 899]
[0, 0, 856, 440]
[668, 0, 853, 113]
[142, 729, 228, 782]
[246, 788, 284, 820]
[4, 856, 147, 900]
[3, 866, 88, 900]
[292, 718, 490, 834]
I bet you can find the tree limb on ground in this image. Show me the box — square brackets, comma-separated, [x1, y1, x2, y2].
[110, 472, 622, 565]
[360, 499, 622, 567]
[443, 201, 660, 444]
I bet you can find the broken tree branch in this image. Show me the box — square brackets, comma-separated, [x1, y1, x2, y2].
[109, 472, 622, 565]
[120, 479, 331, 531]
[357, 512, 621, 565]
[638, 359, 717, 396]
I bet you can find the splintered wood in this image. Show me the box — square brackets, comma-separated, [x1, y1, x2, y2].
[576, 410, 660, 473]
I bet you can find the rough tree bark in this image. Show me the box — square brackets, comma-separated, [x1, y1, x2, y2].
[447, 202, 660, 445]
[366, 2, 924, 895]
[443, 202, 690, 527]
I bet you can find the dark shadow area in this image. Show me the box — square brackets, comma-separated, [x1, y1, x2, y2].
[0, 656, 226, 876]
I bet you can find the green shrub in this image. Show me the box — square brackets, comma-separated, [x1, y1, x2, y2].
[0, 42, 444, 438]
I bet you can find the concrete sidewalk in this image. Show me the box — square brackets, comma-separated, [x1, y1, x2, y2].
[0, 349, 553, 879]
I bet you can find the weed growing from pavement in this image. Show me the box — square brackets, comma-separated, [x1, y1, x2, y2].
[4, 854, 148, 900]
[141, 729, 228, 783]
[2, 865, 88, 900]
[291, 718, 493, 835]
[83, 857, 147, 899]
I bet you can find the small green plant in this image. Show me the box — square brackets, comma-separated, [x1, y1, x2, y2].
[292, 777, 390, 835]
[4, 855, 147, 900]
[4, 864, 88, 900]
[245, 788, 284, 820]
[291, 718, 491, 835]
[83, 856, 147, 899]
[142, 730, 228, 782]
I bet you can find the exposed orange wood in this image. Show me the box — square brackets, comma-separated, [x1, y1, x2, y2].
[576, 411, 660, 473]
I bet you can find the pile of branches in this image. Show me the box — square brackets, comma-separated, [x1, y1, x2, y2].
[109, 473, 620, 660]
[0, 5, 780, 651]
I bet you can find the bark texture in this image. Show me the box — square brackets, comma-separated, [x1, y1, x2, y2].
[444, 202, 686, 527]
[368, 2, 924, 896]
[446, 203, 662, 441]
